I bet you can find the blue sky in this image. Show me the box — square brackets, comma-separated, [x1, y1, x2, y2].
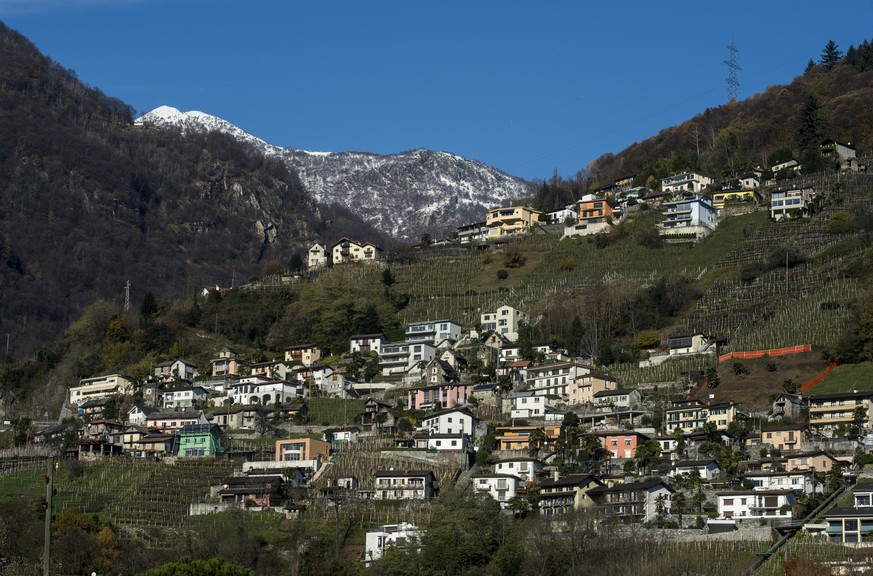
[2, 1, 871, 181]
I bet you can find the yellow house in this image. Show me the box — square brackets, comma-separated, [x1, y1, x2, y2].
[485, 206, 543, 238]
[711, 189, 759, 210]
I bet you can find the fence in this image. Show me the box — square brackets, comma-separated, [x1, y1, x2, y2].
[718, 345, 811, 364]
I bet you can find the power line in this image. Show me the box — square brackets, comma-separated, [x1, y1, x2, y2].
[724, 38, 742, 102]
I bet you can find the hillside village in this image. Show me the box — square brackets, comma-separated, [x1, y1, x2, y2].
[8, 136, 873, 573]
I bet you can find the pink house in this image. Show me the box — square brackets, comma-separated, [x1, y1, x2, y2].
[590, 430, 651, 459]
[406, 382, 472, 411]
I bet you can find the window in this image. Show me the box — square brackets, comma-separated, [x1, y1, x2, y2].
[723, 498, 734, 506]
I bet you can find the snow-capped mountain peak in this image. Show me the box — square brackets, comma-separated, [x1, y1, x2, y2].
[136, 107, 534, 240]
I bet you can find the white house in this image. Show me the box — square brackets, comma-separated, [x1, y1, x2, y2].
[420, 407, 478, 436]
[492, 457, 544, 482]
[162, 385, 209, 409]
[509, 391, 551, 419]
[592, 388, 641, 409]
[661, 172, 714, 195]
[349, 333, 388, 356]
[472, 473, 521, 508]
[526, 361, 591, 399]
[770, 188, 815, 221]
[373, 470, 436, 500]
[424, 433, 470, 452]
[480, 305, 528, 342]
[154, 359, 199, 382]
[671, 459, 721, 481]
[307, 243, 328, 269]
[668, 333, 717, 356]
[743, 470, 819, 494]
[658, 195, 718, 241]
[405, 320, 463, 346]
[331, 238, 382, 265]
[379, 341, 436, 376]
[69, 374, 135, 406]
[363, 523, 419, 565]
[716, 489, 796, 519]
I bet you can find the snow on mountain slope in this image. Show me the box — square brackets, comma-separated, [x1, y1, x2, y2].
[136, 107, 534, 241]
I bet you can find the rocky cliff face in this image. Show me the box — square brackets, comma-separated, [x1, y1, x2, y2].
[137, 107, 535, 241]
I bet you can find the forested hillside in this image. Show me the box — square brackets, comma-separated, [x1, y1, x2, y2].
[0, 22, 388, 360]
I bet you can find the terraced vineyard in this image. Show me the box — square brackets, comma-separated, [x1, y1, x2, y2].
[0, 458, 240, 529]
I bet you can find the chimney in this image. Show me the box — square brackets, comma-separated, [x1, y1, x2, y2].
[553, 470, 560, 481]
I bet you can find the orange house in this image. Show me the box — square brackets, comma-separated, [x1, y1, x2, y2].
[495, 425, 561, 451]
[578, 198, 616, 226]
[590, 430, 650, 459]
[275, 437, 331, 463]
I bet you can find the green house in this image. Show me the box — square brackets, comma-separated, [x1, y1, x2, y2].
[177, 423, 222, 457]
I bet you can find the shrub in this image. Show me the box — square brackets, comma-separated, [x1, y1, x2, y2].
[503, 245, 526, 268]
[826, 211, 856, 234]
[560, 256, 576, 271]
[496, 269, 508, 280]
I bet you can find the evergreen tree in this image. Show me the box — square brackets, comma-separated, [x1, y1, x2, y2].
[819, 39, 843, 70]
[797, 94, 823, 151]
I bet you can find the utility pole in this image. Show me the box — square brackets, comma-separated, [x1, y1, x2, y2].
[43, 458, 54, 576]
[124, 280, 131, 312]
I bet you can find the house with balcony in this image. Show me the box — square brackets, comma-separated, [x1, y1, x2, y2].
[405, 319, 462, 347]
[588, 479, 674, 523]
[364, 523, 421, 565]
[146, 410, 209, 433]
[706, 402, 750, 431]
[250, 360, 291, 381]
[666, 399, 708, 434]
[69, 374, 136, 407]
[716, 489, 795, 520]
[456, 221, 488, 244]
[492, 457, 543, 482]
[154, 359, 199, 382]
[472, 474, 521, 508]
[820, 139, 857, 162]
[350, 333, 388, 356]
[661, 172, 714, 195]
[217, 475, 283, 507]
[373, 470, 436, 500]
[808, 390, 873, 436]
[331, 237, 382, 265]
[537, 473, 603, 516]
[162, 385, 210, 410]
[275, 437, 331, 465]
[379, 341, 437, 376]
[567, 373, 618, 405]
[821, 483, 873, 544]
[494, 425, 561, 451]
[284, 344, 321, 367]
[480, 305, 527, 342]
[177, 423, 222, 457]
[484, 205, 544, 238]
[211, 349, 241, 378]
[711, 188, 760, 210]
[406, 382, 472, 411]
[592, 388, 641, 409]
[742, 470, 819, 494]
[526, 361, 592, 400]
[770, 187, 815, 221]
[761, 424, 810, 452]
[563, 196, 618, 238]
[657, 195, 718, 241]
